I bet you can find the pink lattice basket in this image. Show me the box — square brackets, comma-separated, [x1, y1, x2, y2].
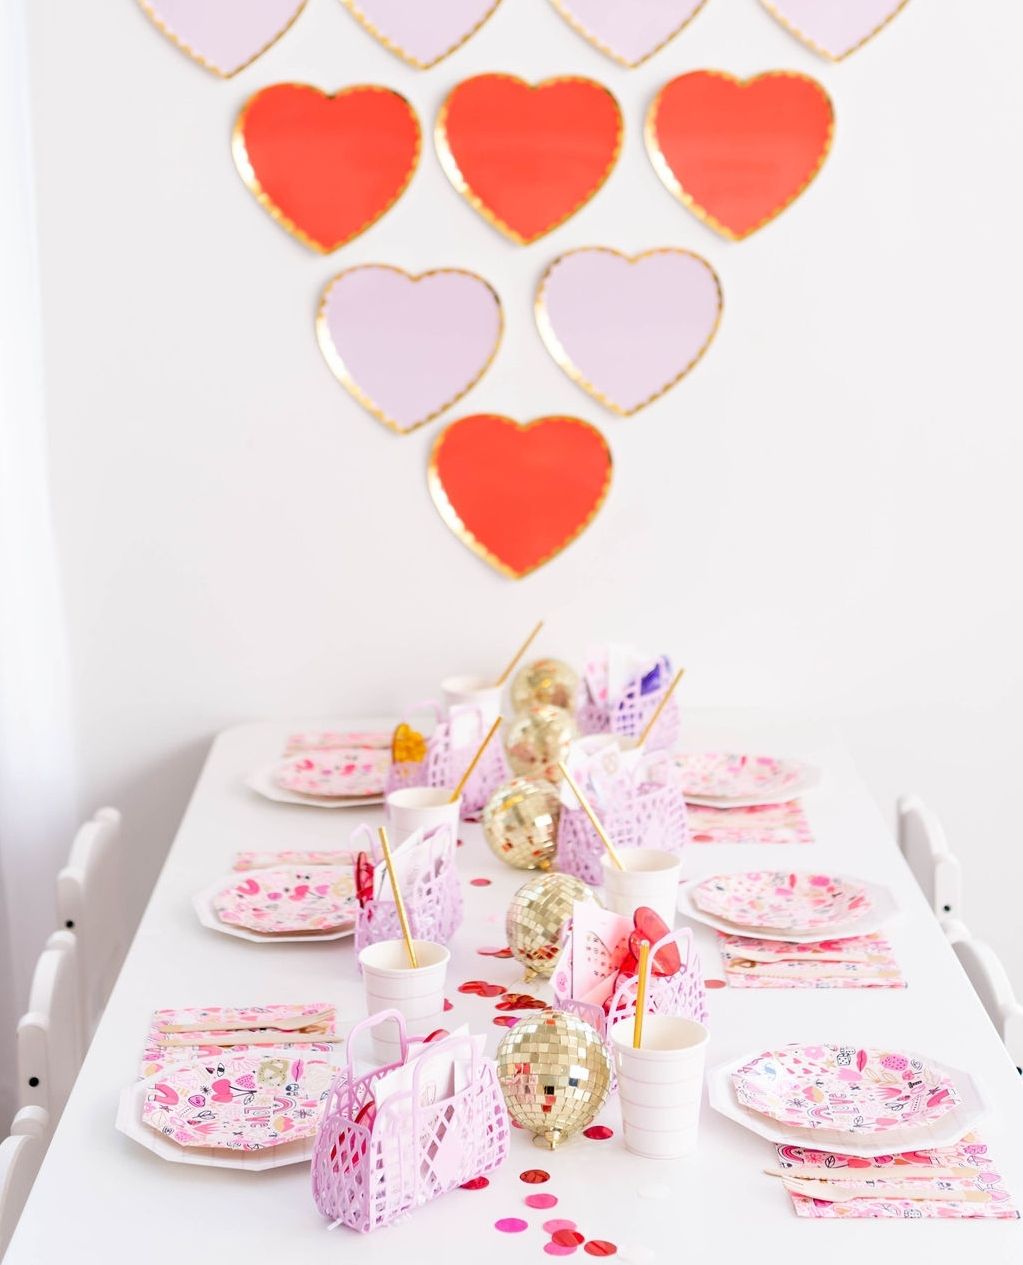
[575, 673, 680, 753]
[386, 700, 509, 820]
[353, 825, 463, 954]
[557, 767, 690, 887]
[553, 927, 707, 1080]
[311, 1012, 510, 1232]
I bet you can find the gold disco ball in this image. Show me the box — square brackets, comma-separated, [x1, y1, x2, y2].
[510, 658, 579, 714]
[482, 778, 560, 870]
[496, 1009, 612, 1149]
[506, 871, 599, 980]
[505, 705, 577, 783]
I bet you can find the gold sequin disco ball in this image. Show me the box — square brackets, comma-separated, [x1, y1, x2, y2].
[505, 705, 577, 783]
[496, 1009, 612, 1149]
[506, 871, 599, 980]
[510, 658, 579, 714]
[482, 778, 560, 870]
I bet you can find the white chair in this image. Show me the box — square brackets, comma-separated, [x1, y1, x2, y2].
[0, 1110, 50, 1257]
[896, 793, 963, 919]
[952, 936, 1023, 1070]
[56, 806, 126, 1039]
[16, 931, 83, 1121]
[940, 916, 972, 946]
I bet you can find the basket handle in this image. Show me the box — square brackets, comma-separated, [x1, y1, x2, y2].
[349, 822, 376, 856]
[608, 925, 694, 1015]
[344, 1009, 409, 1078]
[401, 700, 445, 730]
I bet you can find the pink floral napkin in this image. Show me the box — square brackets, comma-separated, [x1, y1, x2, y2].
[686, 799, 813, 845]
[777, 1134, 1018, 1219]
[718, 931, 905, 989]
[233, 850, 353, 872]
[284, 730, 390, 755]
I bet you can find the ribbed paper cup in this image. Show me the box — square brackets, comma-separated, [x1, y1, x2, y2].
[359, 939, 450, 1063]
[442, 674, 502, 725]
[386, 787, 461, 841]
[600, 848, 682, 927]
[610, 1016, 709, 1159]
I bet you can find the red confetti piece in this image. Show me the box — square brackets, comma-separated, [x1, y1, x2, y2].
[494, 1218, 528, 1233]
[478, 945, 514, 958]
[525, 1193, 558, 1209]
[457, 838, 465, 847]
[544, 1246, 576, 1258]
[543, 1219, 576, 1233]
[458, 980, 505, 997]
[704, 978, 727, 990]
[584, 1241, 617, 1257]
[470, 878, 492, 886]
[443, 998, 454, 1011]
[461, 1176, 489, 1190]
[552, 1230, 585, 1247]
[493, 1015, 519, 1027]
[496, 993, 549, 1011]
[582, 1125, 613, 1140]
[520, 1169, 551, 1184]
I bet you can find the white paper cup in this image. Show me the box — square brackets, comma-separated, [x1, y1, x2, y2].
[441, 674, 502, 725]
[386, 786, 461, 842]
[600, 848, 681, 927]
[359, 939, 451, 1064]
[610, 1016, 709, 1159]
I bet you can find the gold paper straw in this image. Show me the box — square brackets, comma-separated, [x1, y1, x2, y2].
[450, 715, 502, 803]
[557, 760, 625, 870]
[636, 668, 686, 749]
[378, 826, 418, 968]
[633, 940, 651, 1049]
[495, 620, 544, 686]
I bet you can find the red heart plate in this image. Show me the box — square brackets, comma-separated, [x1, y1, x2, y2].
[428, 413, 612, 578]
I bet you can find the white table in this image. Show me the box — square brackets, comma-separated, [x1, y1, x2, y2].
[9, 710, 1023, 1262]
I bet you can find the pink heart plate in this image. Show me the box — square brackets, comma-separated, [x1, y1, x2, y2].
[674, 751, 820, 807]
[136, 0, 307, 77]
[759, 0, 911, 61]
[550, 0, 707, 67]
[140, 1050, 337, 1150]
[732, 1044, 960, 1134]
[339, 0, 503, 68]
[535, 247, 722, 417]
[692, 871, 871, 933]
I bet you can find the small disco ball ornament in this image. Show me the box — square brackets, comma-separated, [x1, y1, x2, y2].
[482, 778, 560, 870]
[510, 658, 579, 714]
[505, 705, 577, 783]
[496, 1009, 612, 1149]
[506, 871, 599, 980]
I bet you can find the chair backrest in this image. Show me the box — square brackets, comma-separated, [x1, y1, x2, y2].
[940, 916, 972, 946]
[16, 931, 83, 1120]
[953, 936, 1023, 1070]
[0, 1119, 48, 1257]
[896, 793, 963, 918]
[9, 1107, 50, 1142]
[56, 807, 125, 1039]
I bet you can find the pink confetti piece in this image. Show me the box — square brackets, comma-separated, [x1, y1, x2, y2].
[545, 1246, 577, 1258]
[495, 1218, 528, 1233]
[470, 878, 492, 887]
[543, 1219, 577, 1233]
[526, 1193, 558, 1209]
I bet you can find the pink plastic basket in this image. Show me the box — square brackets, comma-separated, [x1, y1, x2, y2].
[386, 700, 509, 820]
[353, 825, 463, 954]
[312, 1012, 510, 1232]
[552, 927, 707, 1073]
[576, 669, 680, 752]
[557, 758, 690, 887]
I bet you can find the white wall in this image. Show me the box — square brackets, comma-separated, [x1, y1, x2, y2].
[23, 1, 1023, 978]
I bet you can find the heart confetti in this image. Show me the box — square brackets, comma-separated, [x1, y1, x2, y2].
[436, 74, 623, 244]
[136, 0, 307, 77]
[428, 413, 613, 578]
[317, 266, 502, 436]
[233, 84, 421, 253]
[339, 0, 504, 68]
[645, 70, 834, 240]
[536, 247, 722, 416]
[549, 0, 707, 67]
[458, 980, 506, 997]
[760, 0, 911, 60]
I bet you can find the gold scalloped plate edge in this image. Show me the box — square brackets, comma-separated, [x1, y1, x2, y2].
[315, 264, 505, 436]
[135, 0, 309, 78]
[547, 0, 710, 68]
[427, 415, 613, 580]
[759, 0, 913, 61]
[232, 83, 422, 254]
[338, 0, 506, 69]
[434, 74, 624, 246]
[534, 246, 724, 417]
[644, 69, 835, 242]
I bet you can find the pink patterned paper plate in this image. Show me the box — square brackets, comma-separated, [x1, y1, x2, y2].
[733, 1044, 961, 1134]
[675, 752, 819, 806]
[276, 747, 390, 799]
[211, 867, 356, 934]
[141, 1050, 337, 1151]
[693, 871, 871, 932]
